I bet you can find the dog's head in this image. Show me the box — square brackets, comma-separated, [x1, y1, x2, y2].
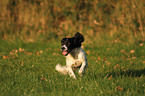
[61, 32, 84, 56]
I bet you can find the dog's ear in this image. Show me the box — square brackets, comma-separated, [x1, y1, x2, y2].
[74, 32, 84, 47]
[74, 32, 84, 43]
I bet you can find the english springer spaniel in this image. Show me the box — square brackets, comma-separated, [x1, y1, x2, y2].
[55, 32, 88, 79]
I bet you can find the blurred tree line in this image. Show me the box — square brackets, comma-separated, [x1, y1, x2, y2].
[0, 0, 144, 40]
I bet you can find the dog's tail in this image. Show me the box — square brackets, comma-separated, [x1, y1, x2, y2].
[55, 64, 68, 75]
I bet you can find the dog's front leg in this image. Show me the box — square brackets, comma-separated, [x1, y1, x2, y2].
[66, 61, 76, 79]
[78, 60, 88, 77]
[67, 67, 76, 79]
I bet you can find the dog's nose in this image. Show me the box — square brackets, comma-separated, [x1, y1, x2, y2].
[61, 47, 65, 51]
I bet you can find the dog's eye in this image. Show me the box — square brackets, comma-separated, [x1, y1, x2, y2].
[67, 42, 70, 45]
[61, 41, 64, 45]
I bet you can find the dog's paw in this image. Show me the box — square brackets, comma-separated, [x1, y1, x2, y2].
[78, 70, 85, 77]
[55, 64, 60, 71]
[70, 75, 77, 79]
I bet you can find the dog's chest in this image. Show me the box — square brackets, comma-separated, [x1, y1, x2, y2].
[66, 52, 78, 62]
[66, 53, 82, 68]
[65, 48, 85, 67]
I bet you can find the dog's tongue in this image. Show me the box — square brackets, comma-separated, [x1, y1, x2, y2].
[62, 51, 68, 56]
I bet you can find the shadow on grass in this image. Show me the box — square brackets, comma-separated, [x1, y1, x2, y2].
[107, 69, 145, 78]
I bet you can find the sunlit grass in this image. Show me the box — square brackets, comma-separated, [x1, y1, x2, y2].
[0, 39, 145, 95]
[0, 0, 145, 95]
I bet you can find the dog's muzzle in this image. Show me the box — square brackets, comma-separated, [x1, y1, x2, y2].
[61, 45, 68, 56]
[61, 45, 67, 51]
[61, 47, 66, 51]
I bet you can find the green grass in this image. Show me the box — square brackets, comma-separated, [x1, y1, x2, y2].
[1, 0, 145, 95]
[0, 39, 145, 96]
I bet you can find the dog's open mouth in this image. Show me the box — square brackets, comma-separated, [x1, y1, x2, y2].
[62, 51, 68, 56]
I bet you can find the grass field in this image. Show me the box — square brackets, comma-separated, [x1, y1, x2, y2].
[0, 37, 145, 96]
[0, 0, 145, 95]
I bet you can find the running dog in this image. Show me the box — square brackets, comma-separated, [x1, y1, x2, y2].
[55, 32, 88, 79]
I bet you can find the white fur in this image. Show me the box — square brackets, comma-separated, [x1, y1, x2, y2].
[55, 47, 88, 79]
